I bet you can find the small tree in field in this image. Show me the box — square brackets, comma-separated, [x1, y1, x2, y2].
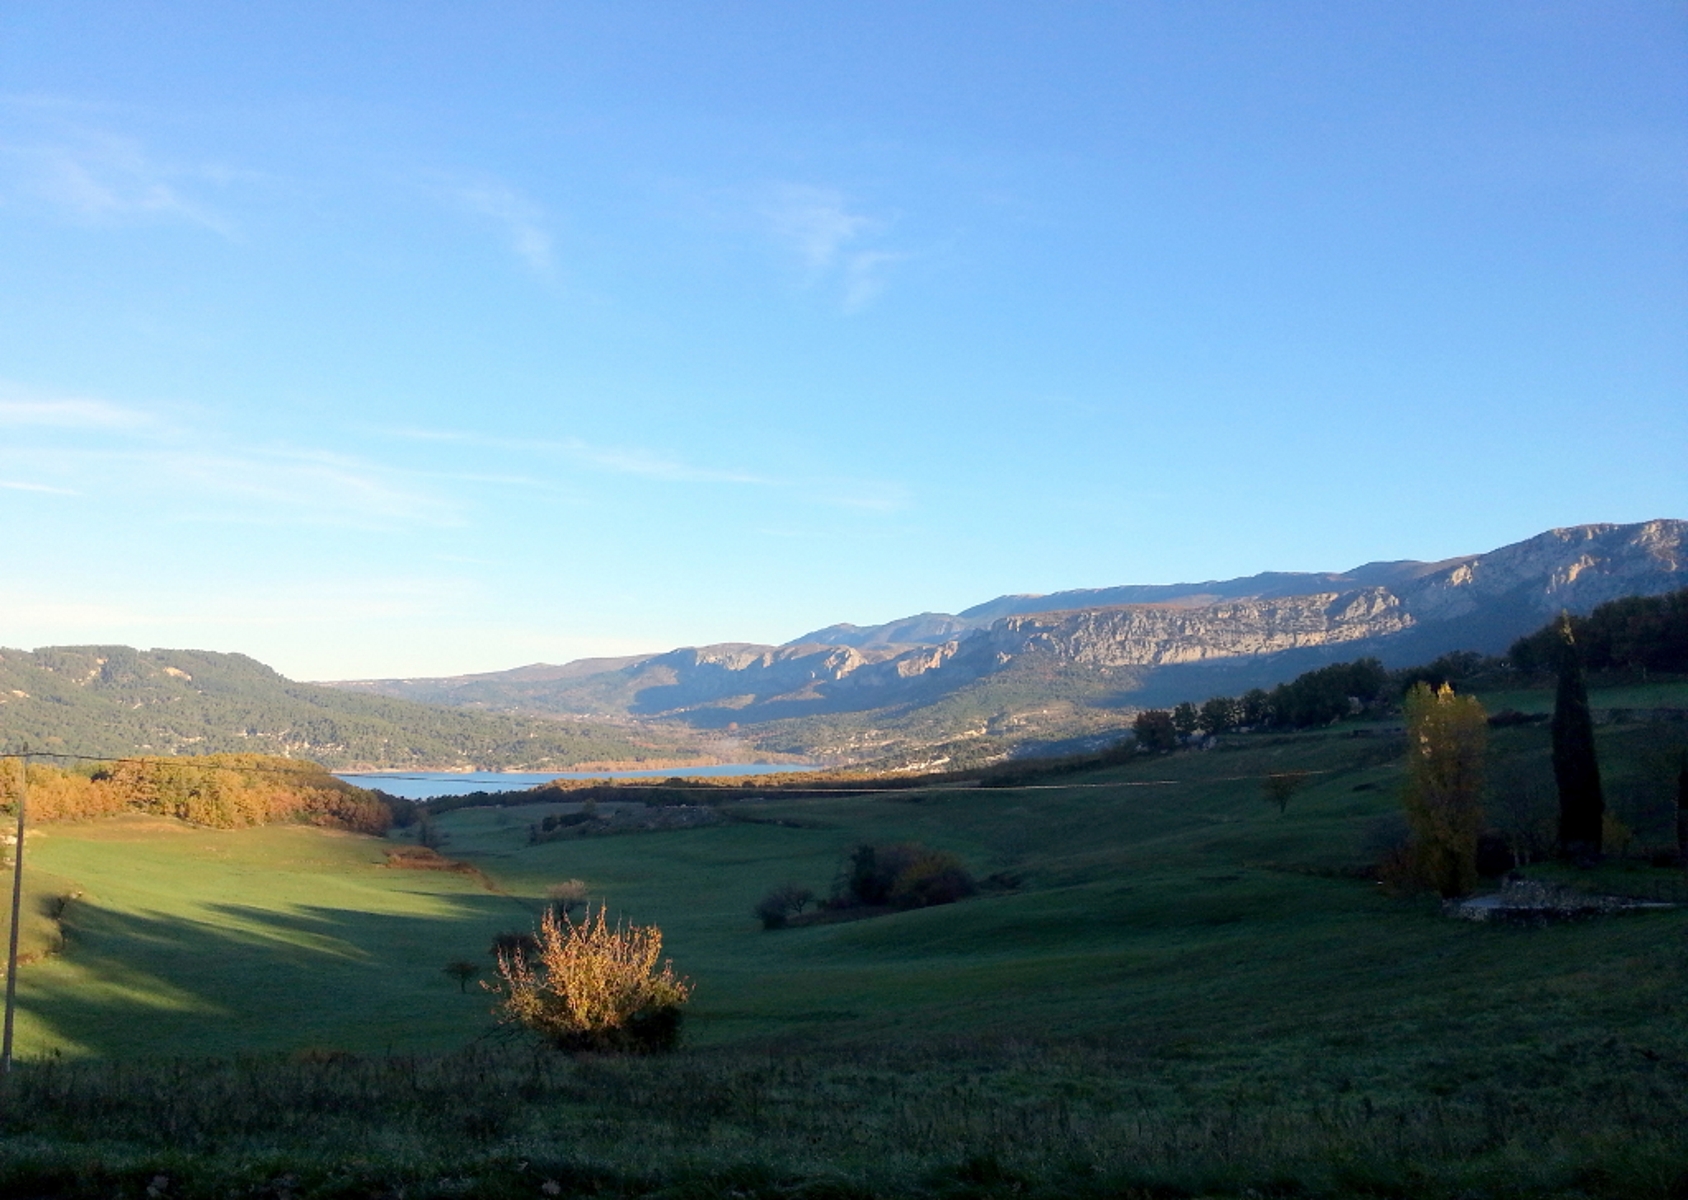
[488, 905, 691, 1052]
[443, 960, 480, 993]
[1262, 771, 1308, 815]
[1402, 682, 1488, 898]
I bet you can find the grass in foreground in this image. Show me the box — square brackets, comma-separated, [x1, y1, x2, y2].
[2, 1034, 1686, 1199]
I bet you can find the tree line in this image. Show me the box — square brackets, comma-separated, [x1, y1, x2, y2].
[1131, 586, 1688, 751]
[2, 754, 393, 834]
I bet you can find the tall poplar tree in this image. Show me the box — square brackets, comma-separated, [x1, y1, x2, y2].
[1551, 613, 1604, 862]
[1402, 683, 1488, 898]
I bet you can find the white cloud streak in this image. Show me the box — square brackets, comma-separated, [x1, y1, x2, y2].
[763, 184, 906, 311]
[0, 480, 78, 495]
[457, 180, 554, 275]
[389, 426, 768, 485]
[0, 395, 155, 429]
[0, 383, 459, 530]
[1, 129, 237, 236]
[386, 425, 909, 513]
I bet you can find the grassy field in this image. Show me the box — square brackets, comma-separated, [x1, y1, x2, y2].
[2, 693, 1687, 1196]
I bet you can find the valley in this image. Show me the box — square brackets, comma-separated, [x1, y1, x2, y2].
[2, 674, 1685, 1196]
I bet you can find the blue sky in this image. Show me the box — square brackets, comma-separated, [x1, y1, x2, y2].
[1, 2, 1683, 680]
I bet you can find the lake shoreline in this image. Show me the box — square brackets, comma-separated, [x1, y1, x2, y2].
[335, 762, 823, 800]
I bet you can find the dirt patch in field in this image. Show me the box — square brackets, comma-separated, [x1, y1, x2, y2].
[382, 846, 502, 891]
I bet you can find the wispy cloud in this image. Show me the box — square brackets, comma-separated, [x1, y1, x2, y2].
[386, 424, 910, 513]
[0, 394, 155, 430]
[807, 478, 912, 514]
[151, 447, 462, 528]
[767, 184, 878, 271]
[389, 426, 768, 485]
[1, 128, 237, 236]
[0, 382, 460, 530]
[763, 184, 906, 311]
[0, 480, 78, 495]
[456, 179, 554, 275]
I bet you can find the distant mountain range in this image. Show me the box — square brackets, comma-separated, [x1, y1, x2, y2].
[326, 520, 1685, 767]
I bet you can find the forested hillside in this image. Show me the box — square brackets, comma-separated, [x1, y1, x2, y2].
[0, 646, 710, 771]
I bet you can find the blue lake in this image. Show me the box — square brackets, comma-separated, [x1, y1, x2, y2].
[335, 763, 818, 800]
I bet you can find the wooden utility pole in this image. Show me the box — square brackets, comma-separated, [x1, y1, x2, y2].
[2, 749, 27, 1074]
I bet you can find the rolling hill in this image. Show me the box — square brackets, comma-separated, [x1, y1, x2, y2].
[0, 644, 714, 771]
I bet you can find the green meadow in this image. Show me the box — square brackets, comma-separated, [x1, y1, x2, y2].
[3, 685, 1687, 1197]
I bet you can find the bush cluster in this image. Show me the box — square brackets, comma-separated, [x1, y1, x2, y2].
[837, 843, 976, 910]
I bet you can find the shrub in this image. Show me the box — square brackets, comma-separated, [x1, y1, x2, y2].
[489, 931, 539, 959]
[887, 854, 975, 908]
[753, 883, 815, 930]
[488, 905, 691, 1053]
[546, 879, 590, 919]
[834, 843, 976, 911]
[1474, 832, 1516, 878]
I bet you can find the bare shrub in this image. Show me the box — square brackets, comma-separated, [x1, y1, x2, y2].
[754, 883, 815, 930]
[489, 931, 539, 959]
[488, 905, 691, 1053]
[546, 879, 590, 919]
[1489, 769, 1558, 865]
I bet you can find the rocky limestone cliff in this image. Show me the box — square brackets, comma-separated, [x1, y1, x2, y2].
[322, 520, 1685, 737]
[975, 589, 1415, 668]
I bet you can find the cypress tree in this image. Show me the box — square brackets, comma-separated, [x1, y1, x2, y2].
[1675, 762, 1688, 868]
[1551, 614, 1603, 862]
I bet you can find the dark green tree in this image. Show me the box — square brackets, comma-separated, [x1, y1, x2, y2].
[1550, 614, 1604, 862]
[1676, 761, 1688, 868]
[1171, 701, 1201, 738]
[1132, 710, 1178, 752]
[1199, 696, 1238, 735]
[1238, 688, 1271, 728]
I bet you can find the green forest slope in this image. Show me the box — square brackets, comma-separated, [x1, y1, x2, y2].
[0, 645, 710, 770]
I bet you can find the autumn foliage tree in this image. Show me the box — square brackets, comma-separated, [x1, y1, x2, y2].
[1402, 683, 1488, 899]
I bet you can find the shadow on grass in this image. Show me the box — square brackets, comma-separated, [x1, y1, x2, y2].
[20, 891, 548, 1056]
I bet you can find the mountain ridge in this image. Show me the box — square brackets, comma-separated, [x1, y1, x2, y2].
[320, 520, 1684, 766]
